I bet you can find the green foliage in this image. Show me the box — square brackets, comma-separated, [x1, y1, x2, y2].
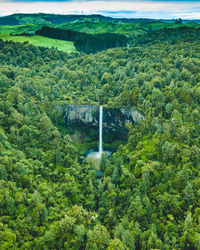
[0, 21, 200, 249]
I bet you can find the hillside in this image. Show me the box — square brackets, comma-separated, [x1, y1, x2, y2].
[1, 13, 200, 25]
[57, 20, 200, 36]
[0, 21, 200, 248]
[35, 26, 128, 53]
[1, 14, 200, 54]
[0, 13, 162, 25]
[0, 24, 76, 53]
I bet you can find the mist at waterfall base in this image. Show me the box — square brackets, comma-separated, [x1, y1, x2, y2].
[86, 105, 111, 161]
[86, 150, 112, 160]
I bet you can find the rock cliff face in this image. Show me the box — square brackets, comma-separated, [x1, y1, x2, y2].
[63, 105, 143, 133]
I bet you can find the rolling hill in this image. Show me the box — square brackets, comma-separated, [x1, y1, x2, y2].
[0, 13, 200, 54]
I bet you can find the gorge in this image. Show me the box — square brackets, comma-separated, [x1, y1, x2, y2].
[59, 104, 144, 156]
[62, 104, 143, 134]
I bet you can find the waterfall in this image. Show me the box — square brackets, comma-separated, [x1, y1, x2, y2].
[99, 105, 103, 156]
[86, 104, 110, 161]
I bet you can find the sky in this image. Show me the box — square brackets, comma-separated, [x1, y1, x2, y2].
[0, 0, 200, 19]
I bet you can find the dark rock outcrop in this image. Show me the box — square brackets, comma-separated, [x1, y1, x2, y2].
[64, 105, 99, 126]
[62, 105, 143, 133]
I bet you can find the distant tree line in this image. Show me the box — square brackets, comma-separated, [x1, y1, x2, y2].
[132, 26, 200, 46]
[35, 26, 128, 53]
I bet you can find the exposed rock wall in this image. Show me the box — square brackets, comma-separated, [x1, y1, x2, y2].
[62, 105, 143, 133]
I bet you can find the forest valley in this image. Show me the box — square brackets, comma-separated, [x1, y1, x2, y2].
[0, 18, 200, 249]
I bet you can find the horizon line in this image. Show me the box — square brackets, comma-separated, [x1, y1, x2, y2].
[0, 12, 200, 21]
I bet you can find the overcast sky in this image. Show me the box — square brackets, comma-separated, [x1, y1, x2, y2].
[0, 0, 200, 19]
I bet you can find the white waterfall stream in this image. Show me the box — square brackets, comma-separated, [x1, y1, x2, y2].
[99, 105, 103, 156]
[86, 105, 110, 161]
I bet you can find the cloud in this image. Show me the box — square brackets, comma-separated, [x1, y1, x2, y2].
[0, 1, 200, 19]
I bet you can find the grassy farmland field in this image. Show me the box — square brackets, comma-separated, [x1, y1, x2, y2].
[57, 21, 200, 36]
[0, 24, 41, 34]
[0, 33, 76, 53]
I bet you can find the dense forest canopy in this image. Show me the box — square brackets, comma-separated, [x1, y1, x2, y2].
[0, 15, 200, 249]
